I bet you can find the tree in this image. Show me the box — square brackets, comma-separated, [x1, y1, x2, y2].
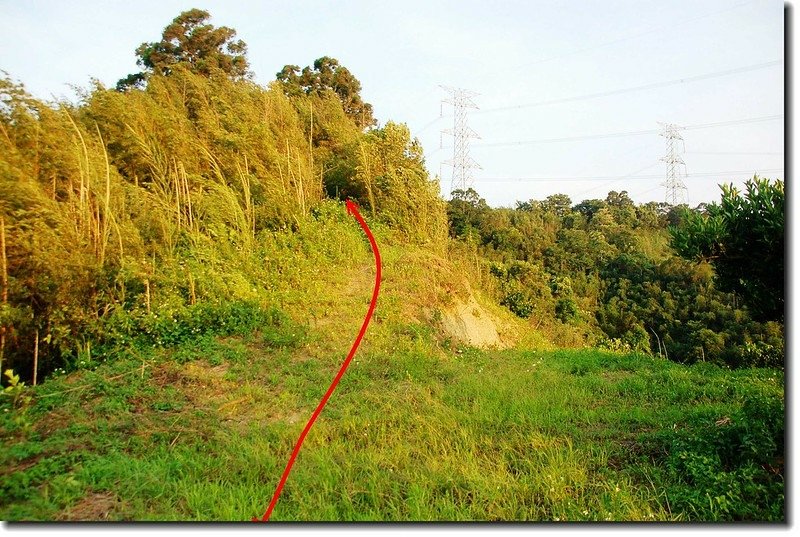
[573, 198, 606, 223]
[605, 190, 636, 227]
[117, 9, 250, 90]
[447, 188, 489, 239]
[636, 201, 667, 229]
[541, 193, 572, 217]
[277, 57, 375, 129]
[670, 177, 784, 322]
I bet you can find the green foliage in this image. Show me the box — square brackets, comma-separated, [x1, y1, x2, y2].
[1, 369, 32, 432]
[490, 261, 552, 320]
[0, 68, 323, 380]
[353, 122, 447, 244]
[541, 193, 572, 217]
[725, 340, 784, 369]
[2, 369, 30, 410]
[670, 177, 784, 322]
[447, 185, 783, 367]
[277, 56, 375, 129]
[447, 189, 490, 241]
[0, 8, 785, 522]
[662, 391, 784, 520]
[99, 301, 289, 351]
[554, 298, 578, 323]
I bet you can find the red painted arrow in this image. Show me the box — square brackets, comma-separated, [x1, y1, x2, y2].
[252, 200, 382, 522]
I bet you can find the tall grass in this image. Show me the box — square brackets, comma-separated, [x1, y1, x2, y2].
[1, 66, 448, 383]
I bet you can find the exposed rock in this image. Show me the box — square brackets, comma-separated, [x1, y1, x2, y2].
[439, 293, 509, 348]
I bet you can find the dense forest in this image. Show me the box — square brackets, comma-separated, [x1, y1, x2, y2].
[0, 8, 784, 522]
[445, 181, 783, 367]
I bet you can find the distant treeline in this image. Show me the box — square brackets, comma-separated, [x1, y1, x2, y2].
[446, 182, 783, 367]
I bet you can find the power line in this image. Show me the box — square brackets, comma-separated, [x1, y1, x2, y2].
[473, 168, 784, 183]
[629, 184, 667, 198]
[579, 159, 662, 198]
[462, 114, 783, 149]
[685, 151, 783, 156]
[472, 60, 781, 115]
[414, 116, 443, 136]
[510, 1, 754, 71]
[419, 59, 781, 137]
[472, 129, 656, 148]
[683, 114, 785, 130]
[570, 140, 661, 187]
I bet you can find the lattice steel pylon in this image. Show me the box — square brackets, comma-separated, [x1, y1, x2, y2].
[440, 86, 481, 196]
[659, 122, 689, 205]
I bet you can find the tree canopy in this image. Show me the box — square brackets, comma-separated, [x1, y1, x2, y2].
[117, 8, 250, 90]
[277, 56, 375, 129]
[670, 177, 784, 322]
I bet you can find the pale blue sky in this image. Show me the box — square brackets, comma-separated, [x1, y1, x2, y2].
[0, 0, 785, 207]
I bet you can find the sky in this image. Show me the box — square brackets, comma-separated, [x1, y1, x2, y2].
[0, 0, 786, 208]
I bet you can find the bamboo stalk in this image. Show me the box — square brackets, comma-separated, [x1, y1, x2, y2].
[188, 271, 196, 306]
[112, 215, 124, 260]
[33, 329, 39, 386]
[95, 124, 111, 266]
[237, 158, 254, 239]
[0, 216, 7, 382]
[277, 149, 287, 197]
[33, 125, 40, 182]
[286, 141, 297, 209]
[244, 154, 254, 236]
[309, 100, 314, 170]
[174, 160, 182, 230]
[95, 201, 101, 259]
[297, 149, 305, 213]
[1, 217, 6, 310]
[145, 279, 151, 314]
[0, 121, 12, 146]
[64, 110, 90, 226]
[180, 161, 193, 232]
[359, 142, 376, 215]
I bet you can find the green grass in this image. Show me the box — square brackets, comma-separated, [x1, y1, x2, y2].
[0, 329, 784, 521]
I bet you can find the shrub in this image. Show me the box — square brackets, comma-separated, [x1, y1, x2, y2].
[663, 391, 784, 520]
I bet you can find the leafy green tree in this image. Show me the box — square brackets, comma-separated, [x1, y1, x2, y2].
[515, 199, 537, 212]
[491, 261, 553, 319]
[573, 199, 606, 223]
[605, 190, 636, 227]
[670, 177, 784, 322]
[447, 188, 489, 239]
[636, 201, 667, 229]
[541, 193, 572, 217]
[117, 9, 249, 90]
[666, 204, 689, 227]
[277, 57, 375, 129]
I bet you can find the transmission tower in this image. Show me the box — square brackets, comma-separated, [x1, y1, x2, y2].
[659, 122, 689, 205]
[440, 86, 481, 195]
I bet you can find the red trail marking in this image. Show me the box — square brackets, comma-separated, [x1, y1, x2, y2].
[252, 200, 381, 522]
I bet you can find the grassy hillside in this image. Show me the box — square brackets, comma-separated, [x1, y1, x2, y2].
[0, 206, 784, 521]
[0, 335, 783, 521]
